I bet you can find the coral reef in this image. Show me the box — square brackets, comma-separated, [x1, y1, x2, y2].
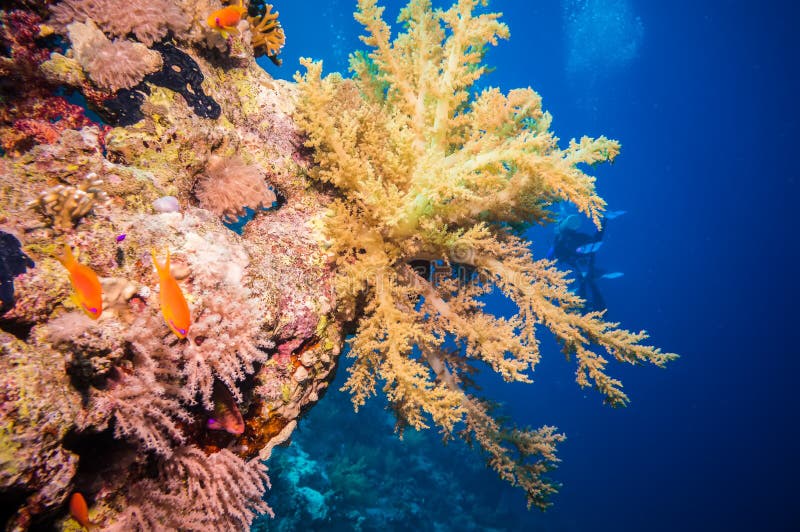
[261, 387, 525, 531]
[0, 9, 97, 154]
[0, 0, 672, 528]
[0, 0, 338, 528]
[50, 0, 190, 46]
[0, 332, 81, 531]
[294, 0, 676, 508]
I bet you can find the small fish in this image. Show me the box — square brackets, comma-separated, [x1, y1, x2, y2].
[69, 492, 96, 530]
[57, 244, 102, 319]
[208, 381, 245, 435]
[115, 234, 126, 242]
[151, 248, 191, 339]
[207, 0, 247, 38]
[600, 272, 624, 280]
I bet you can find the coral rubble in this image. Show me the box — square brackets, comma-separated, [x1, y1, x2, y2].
[0, 0, 673, 528]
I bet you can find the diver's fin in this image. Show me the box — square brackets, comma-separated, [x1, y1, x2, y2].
[576, 241, 603, 254]
[600, 272, 624, 279]
[604, 210, 627, 220]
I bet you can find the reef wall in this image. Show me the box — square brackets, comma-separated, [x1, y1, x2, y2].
[1, 1, 340, 530]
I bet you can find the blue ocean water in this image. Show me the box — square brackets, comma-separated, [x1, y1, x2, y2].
[257, 1, 799, 530]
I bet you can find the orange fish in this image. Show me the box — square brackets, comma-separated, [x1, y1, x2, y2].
[57, 244, 102, 320]
[69, 492, 95, 530]
[207, 0, 247, 38]
[151, 249, 191, 340]
[208, 380, 245, 435]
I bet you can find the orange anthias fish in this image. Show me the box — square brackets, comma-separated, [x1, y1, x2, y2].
[57, 244, 102, 320]
[151, 249, 191, 340]
[69, 492, 95, 530]
[206, 0, 247, 38]
[208, 380, 245, 435]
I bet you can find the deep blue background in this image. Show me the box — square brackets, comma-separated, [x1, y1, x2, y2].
[260, 1, 799, 530]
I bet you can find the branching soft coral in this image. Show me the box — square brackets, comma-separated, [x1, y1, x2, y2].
[295, 0, 677, 508]
[110, 446, 272, 531]
[179, 289, 271, 409]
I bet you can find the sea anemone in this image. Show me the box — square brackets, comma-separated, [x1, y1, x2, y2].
[195, 155, 277, 223]
[67, 20, 162, 92]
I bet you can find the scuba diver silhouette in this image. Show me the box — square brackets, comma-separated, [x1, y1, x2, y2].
[546, 209, 625, 312]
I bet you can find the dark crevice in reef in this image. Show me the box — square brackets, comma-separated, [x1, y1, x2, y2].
[0, 317, 34, 341]
[0, 489, 33, 531]
[63, 426, 132, 480]
[1, 230, 35, 316]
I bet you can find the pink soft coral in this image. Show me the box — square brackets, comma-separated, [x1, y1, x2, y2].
[110, 446, 272, 531]
[93, 371, 190, 456]
[67, 21, 163, 91]
[195, 155, 278, 223]
[128, 276, 269, 410]
[180, 290, 270, 409]
[51, 0, 189, 46]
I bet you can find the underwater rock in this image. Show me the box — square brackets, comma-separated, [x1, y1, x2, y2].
[0, 332, 82, 530]
[0, 232, 34, 314]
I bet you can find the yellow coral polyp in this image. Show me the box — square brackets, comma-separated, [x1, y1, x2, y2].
[295, 0, 676, 509]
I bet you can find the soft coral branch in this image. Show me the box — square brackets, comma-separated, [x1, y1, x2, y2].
[296, 0, 676, 507]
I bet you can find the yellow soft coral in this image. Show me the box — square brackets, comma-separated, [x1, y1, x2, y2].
[248, 3, 285, 63]
[295, 0, 676, 509]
